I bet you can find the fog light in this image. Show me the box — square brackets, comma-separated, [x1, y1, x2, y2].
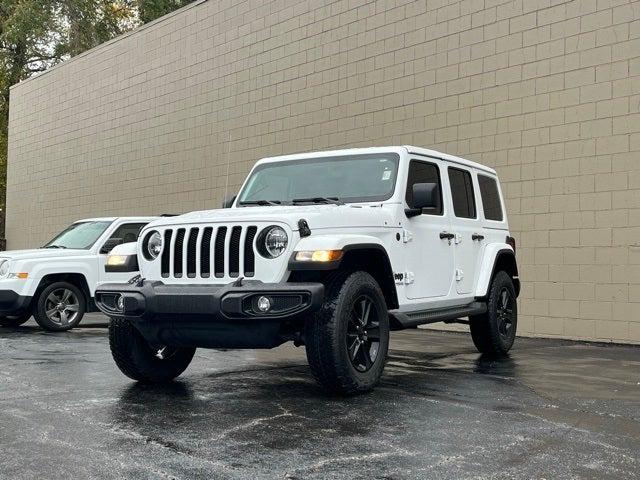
[117, 295, 125, 312]
[256, 296, 271, 312]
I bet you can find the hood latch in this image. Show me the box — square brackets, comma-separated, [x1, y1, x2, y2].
[298, 219, 311, 237]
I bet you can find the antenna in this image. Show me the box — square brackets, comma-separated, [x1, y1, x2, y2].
[222, 130, 231, 203]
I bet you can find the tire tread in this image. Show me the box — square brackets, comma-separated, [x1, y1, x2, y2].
[109, 317, 195, 383]
[305, 271, 389, 395]
[32, 281, 86, 332]
[470, 271, 517, 355]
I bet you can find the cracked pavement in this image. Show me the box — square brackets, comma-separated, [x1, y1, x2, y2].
[0, 314, 639, 479]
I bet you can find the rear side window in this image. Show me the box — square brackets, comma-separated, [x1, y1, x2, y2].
[405, 160, 442, 215]
[448, 167, 476, 219]
[478, 175, 503, 221]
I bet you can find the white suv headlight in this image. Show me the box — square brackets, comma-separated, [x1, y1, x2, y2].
[143, 231, 163, 260]
[0, 260, 10, 278]
[258, 226, 288, 258]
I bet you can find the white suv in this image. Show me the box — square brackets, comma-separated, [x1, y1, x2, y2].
[96, 147, 519, 395]
[0, 217, 157, 331]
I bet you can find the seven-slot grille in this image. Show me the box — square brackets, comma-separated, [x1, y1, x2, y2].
[160, 225, 258, 279]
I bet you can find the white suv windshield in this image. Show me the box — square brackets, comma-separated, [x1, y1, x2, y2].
[43, 221, 113, 250]
[238, 153, 399, 205]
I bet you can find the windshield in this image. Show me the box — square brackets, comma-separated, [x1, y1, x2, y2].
[43, 221, 113, 250]
[238, 153, 399, 205]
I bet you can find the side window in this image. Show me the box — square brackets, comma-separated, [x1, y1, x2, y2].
[478, 175, 504, 221]
[405, 160, 443, 215]
[447, 167, 476, 219]
[108, 223, 147, 244]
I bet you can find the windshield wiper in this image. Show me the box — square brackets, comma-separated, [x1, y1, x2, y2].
[238, 200, 283, 206]
[292, 197, 344, 205]
[43, 245, 67, 249]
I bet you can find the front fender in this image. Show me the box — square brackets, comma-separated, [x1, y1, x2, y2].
[12, 260, 95, 297]
[293, 234, 386, 252]
[475, 244, 517, 298]
[109, 242, 138, 256]
[289, 234, 388, 271]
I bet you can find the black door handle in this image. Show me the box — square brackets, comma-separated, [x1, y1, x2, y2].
[472, 233, 485, 241]
[440, 231, 455, 240]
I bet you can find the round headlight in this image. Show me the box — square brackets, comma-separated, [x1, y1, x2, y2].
[259, 226, 288, 258]
[0, 260, 9, 277]
[145, 231, 163, 260]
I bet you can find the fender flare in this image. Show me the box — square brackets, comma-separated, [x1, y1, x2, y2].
[288, 235, 387, 271]
[475, 245, 519, 298]
[287, 235, 399, 309]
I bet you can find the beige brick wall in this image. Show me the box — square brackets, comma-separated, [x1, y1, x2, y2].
[7, 0, 640, 343]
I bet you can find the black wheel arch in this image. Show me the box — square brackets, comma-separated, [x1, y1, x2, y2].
[288, 243, 399, 311]
[34, 273, 93, 308]
[487, 249, 520, 298]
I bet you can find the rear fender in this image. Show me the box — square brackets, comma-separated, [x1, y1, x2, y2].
[475, 244, 519, 298]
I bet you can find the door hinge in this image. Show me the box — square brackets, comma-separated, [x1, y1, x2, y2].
[404, 271, 415, 285]
[402, 229, 413, 243]
[455, 269, 463, 282]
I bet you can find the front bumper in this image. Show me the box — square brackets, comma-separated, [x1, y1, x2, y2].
[95, 280, 324, 349]
[0, 289, 32, 315]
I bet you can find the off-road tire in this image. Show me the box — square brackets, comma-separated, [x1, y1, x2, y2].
[305, 271, 390, 395]
[470, 271, 517, 355]
[0, 312, 31, 327]
[33, 281, 86, 332]
[109, 317, 196, 383]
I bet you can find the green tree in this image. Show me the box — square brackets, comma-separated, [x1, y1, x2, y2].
[136, 0, 191, 24]
[0, 0, 195, 239]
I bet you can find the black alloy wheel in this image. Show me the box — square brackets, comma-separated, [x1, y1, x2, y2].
[469, 270, 518, 355]
[346, 295, 381, 373]
[496, 287, 515, 342]
[305, 271, 390, 395]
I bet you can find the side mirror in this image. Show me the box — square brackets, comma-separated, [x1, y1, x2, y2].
[222, 194, 237, 209]
[405, 183, 439, 218]
[100, 237, 123, 255]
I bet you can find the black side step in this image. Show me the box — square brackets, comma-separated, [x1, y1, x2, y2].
[389, 302, 487, 329]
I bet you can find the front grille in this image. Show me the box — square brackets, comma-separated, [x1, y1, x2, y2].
[173, 228, 185, 278]
[214, 227, 227, 278]
[161, 225, 258, 279]
[200, 227, 213, 278]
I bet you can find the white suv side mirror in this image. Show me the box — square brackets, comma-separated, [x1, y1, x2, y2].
[405, 182, 439, 217]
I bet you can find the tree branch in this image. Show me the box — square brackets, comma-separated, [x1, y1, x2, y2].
[26, 66, 48, 73]
[27, 55, 60, 63]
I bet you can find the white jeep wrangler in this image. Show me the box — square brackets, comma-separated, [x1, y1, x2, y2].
[0, 217, 157, 331]
[96, 147, 519, 395]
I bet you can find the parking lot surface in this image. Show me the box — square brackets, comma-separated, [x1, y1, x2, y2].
[1, 314, 639, 479]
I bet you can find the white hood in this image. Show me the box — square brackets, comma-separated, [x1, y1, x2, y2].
[0, 248, 89, 261]
[143, 204, 400, 231]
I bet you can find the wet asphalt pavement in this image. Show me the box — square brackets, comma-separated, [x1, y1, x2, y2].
[0, 314, 639, 479]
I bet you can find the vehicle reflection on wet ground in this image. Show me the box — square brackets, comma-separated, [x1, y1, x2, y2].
[1, 314, 638, 479]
